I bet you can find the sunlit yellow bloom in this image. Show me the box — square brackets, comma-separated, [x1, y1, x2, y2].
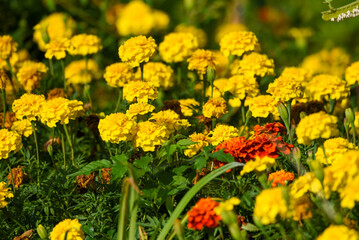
[345, 61, 359, 86]
[123, 80, 157, 103]
[134, 121, 168, 152]
[0, 35, 18, 60]
[65, 59, 100, 85]
[188, 49, 217, 79]
[45, 38, 71, 60]
[17, 61, 48, 92]
[11, 119, 33, 137]
[214, 197, 241, 215]
[316, 225, 358, 240]
[240, 156, 276, 175]
[209, 124, 239, 146]
[290, 172, 323, 199]
[0, 129, 22, 160]
[49, 218, 84, 240]
[12, 93, 46, 121]
[175, 24, 207, 48]
[0, 181, 14, 208]
[215, 23, 247, 43]
[126, 102, 155, 119]
[203, 97, 227, 119]
[143, 62, 174, 89]
[98, 113, 137, 144]
[159, 32, 198, 63]
[340, 175, 359, 209]
[315, 138, 357, 165]
[220, 31, 260, 57]
[227, 74, 259, 99]
[149, 110, 190, 135]
[184, 133, 210, 158]
[69, 34, 102, 56]
[40, 97, 71, 127]
[245, 95, 278, 118]
[178, 99, 200, 117]
[253, 187, 289, 225]
[232, 52, 274, 77]
[280, 67, 312, 86]
[267, 75, 303, 102]
[104, 62, 133, 88]
[33, 13, 76, 51]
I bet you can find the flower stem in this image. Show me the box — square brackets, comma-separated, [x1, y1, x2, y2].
[115, 88, 123, 113]
[7, 161, 15, 193]
[286, 101, 293, 144]
[63, 124, 75, 166]
[140, 63, 144, 81]
[61, 132, 66, 168]
[6, 59, 20, 90]
[31, 121, 40, 185]
[1, 89, 6, 128]
[61, 60, 66, 91]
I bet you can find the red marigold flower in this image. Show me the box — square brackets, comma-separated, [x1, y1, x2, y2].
[253, 122, 286, 136]
[268, 169, 295, 187]
[187, 198, 222, 230]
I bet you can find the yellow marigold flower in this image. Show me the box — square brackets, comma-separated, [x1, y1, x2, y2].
[208, 124, 239, 146]
[17, 61, 48, 92]
[205, 78, 229, 98]
[123, 80, 157, 103]
[188, 49, 217, 79]
[345, 61, 359, 86]
[40, 97, 72, 127]
[175, 24, 207, 48]
[245, 95, 278, 118]
[291, 195, 313, 222]
[12, 93, 46, 121]
[11, 119, 33, 137]
[213, 51, 228, 76]
[143, 62, 174, 89]
[0, 181, 14, 208]
[305, 74, 349, 101]
[45, 38, 71, 60]
[215, 23, 247, 43]
[178, 99, 200, 117]
[214, 197, 241, 216]
[126, 102, 155, 119]
[69, 34, 102, 56]
[0, 49, 30, 71]
[152, 10, 170, 32]
[98, 113, 137, 144]
[227, 74, 259, 100]
[240, 156, 276, 175]
[149, 110, 190, 135]
[0, 129, 22, 159]
[184, 132, 210, 158]
[296, 111, 339, 145]
[68, 100, 85, 120]
[281, 67, 313, 86]
[105, 3, 124, 26]
[0, 68, 8, 89]
[134, 121, 168, 152]
[232, 52, 274, 77]
[340, 175, 359, 209]
[267, 75, 303, 102]
[203, 97, 228, 119]
[253, 187, 289, 225]
[115, 1, 154, 36]
[315, 138, 357, 165]
[159, 32, 198, 63]
[118, 36, 157, 68]
[0, 35, 18, 60]
[228, 98, 242, 108]
[104, 62, 133, 88]
[65, 59, 100, 85]
[49, 218, 85, 240]
[220, 31, 260, 57]
[33, 13, 76, 51]
[290, 172, 323, 200]
[316, 225, 358, 240]
[301, 47, 350, 77]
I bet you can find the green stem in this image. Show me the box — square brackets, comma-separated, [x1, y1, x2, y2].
[6, 59, 20, 90]
[117, 179, 131, 240]
[1, 89, 6, 128]
[31, 122, 40, 185]
[63, 124, 74, 166]
[321, 143, 328, 165]
[202, 75, 207, 106]
[7, 161, 15, 193]
[114, 88, 123, 113]
[351, 122, 357, 145]
[286, 101, 293, 144]
[129, 184, 139, 240]
[49, 58, 54, 80]
[61, 132, 66, 168]
[61, 60, 66, 91]
[140, 63, 144, 81]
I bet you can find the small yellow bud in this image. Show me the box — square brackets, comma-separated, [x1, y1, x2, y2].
[37, 224, 48, 239]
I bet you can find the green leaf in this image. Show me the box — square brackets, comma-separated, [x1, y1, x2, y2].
[111, 154, 129, 182]
[241, 223, 259, 232]
[172, 176, 189, 186]
[194, 156, 207, 170]
[208, 149, 235, 163]
[166, 144, 177, 156]
[134, 155, 152, 172]
[67, 160, 112, 177]
[172, 166, 189, 175]
[177, 139, 195, 146]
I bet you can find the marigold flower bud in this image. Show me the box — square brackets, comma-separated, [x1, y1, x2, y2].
[277, 102, 288, 122]
[37, 224, 48, 239]
[345, 108, 355, 124]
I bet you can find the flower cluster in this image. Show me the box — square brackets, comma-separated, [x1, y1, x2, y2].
[187, 198, 221, 230]
[220, 31, 260, 57]
[268, 170, 295, 187]
[315, 137, 357, 165]
[12, 93, 46, 121]
[0, 129, 22, 159]
[118, 36, 157, 67]
[296, 111, 339, 145]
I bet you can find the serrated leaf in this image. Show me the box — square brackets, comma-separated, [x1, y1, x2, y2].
[111, 155, 128, 182]
[194, 156, 207, 171]
[134, 155, 152, 172]
[241, 223, 259, 232]
[67, 160, 112, 177]
[133, 168, 146, 179]
[172, 176, 189, 186]
[173, 166, 189, 175]
[167, 144, 177, 156]
[208, 149, 235, 163]
[177, 139, 195, 146]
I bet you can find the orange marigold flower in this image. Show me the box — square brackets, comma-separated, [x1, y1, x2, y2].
[76, 172, 95, 189]
[100, 168, 111, 184]
[268, 170, 295, 187]
[7, 166, 26, 189]
[187, 198, 221, 230]
[253, 122, 287, 136]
